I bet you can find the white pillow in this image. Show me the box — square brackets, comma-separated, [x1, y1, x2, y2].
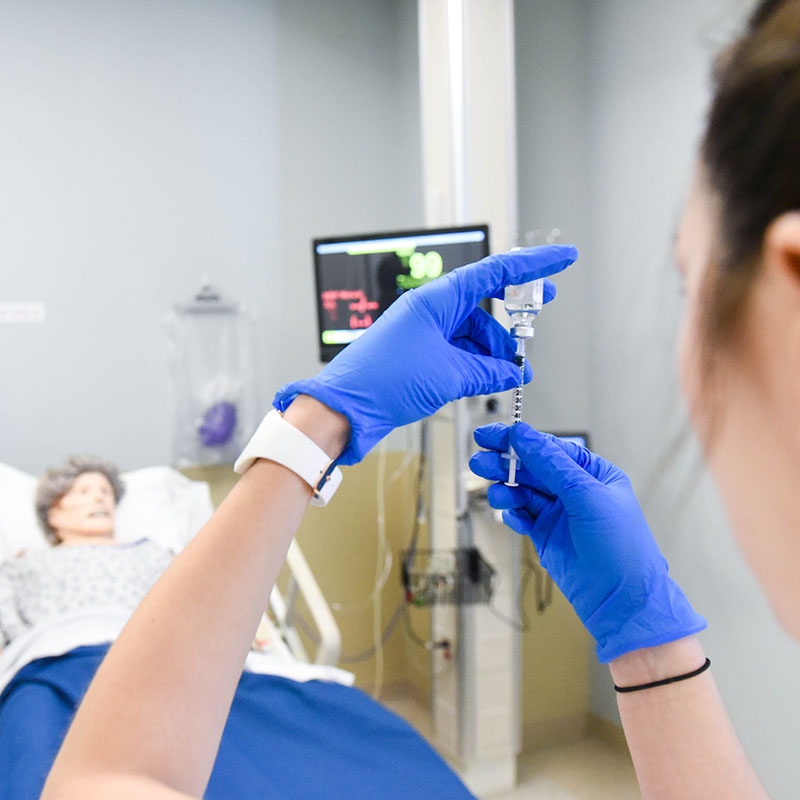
[0, 462, 214, 561]
[0, 464, 41, 559]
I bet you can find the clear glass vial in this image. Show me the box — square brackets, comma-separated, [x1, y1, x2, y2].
[504, 279, 543, 339]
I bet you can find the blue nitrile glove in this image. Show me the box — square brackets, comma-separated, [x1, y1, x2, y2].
[469, 423, 706, 662]
[274, 245, 577, 465]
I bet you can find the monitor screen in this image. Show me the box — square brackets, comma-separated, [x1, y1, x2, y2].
[313, 224, 490, 361]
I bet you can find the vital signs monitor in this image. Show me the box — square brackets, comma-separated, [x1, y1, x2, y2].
[313, 225, 490, 361]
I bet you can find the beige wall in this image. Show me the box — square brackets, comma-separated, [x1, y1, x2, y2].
[186, 449, 591, 752]
[518, 536, 592, 750]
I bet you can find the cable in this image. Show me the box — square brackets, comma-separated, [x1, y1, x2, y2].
[371, 440, 388, 698]
[403, 604, 440, 650]
[487, 600, 530, 633]
[527, 557, 554, 613]
[403, 606, 457, 681]
[398, 421, 460, 678]
[401, 420, 429, 594]
[329, 426, 419, 614]
[288, 599, 401, 664]
[303, 424, 441, 687]
[344, 600, 407, 665]
[485, 555, 554, 633]
[487, 561, 532, 632]
[385, 424, 417, 490]
[287, 424, 428, 693]
[291, 597, 448, 668]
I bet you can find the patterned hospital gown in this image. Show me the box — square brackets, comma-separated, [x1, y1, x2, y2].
[0, 539, 173, 647]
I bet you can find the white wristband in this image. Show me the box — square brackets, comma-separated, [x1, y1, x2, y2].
[234, 409, 343, 507]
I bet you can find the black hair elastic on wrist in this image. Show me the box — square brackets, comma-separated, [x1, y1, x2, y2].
[614, 657, 711, 693]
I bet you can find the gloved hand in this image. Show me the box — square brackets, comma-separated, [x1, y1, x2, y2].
[469, 423, 706, 662]
[274, 245, 577, 464]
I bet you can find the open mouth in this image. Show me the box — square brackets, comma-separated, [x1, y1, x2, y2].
[89, 511, 110, 519]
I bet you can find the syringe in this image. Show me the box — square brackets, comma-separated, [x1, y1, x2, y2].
[502, 279, 544, 486]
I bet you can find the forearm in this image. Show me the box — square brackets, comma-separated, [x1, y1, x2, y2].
[43, 396, 349, 799]
[610, 637, 767, 799]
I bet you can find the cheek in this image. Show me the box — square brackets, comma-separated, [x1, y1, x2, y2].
[677, 302, 704, 432]
[47, 505, 72, 533]
[48, 497, 80, 520]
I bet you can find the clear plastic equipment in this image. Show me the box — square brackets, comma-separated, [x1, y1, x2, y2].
[502, 279, 544, 485]
[164, 284, 260, 467]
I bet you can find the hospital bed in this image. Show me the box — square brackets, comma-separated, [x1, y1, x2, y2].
[0, 461, 474, 800]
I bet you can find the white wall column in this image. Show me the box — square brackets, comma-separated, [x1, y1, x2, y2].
[418, 1, 520, 794]
[419, 0, 517, 248]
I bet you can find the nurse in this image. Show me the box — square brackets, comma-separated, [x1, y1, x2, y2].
[472, 0, 797, 795]
[44, 0, 794, 796]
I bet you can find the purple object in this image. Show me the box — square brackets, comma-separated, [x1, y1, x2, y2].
[199, 401, 238, 447]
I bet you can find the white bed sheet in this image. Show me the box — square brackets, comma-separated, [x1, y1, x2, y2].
[0, 608, 354, 697]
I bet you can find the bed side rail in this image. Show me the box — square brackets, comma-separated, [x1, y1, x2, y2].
[268, 539, 341, 666]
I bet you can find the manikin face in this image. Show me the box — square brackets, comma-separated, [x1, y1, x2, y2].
[47, 471, 116, 543]
[676, 167, 800, 640]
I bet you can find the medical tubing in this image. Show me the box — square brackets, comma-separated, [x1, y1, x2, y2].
[402, 420, 429, 592]
[526, 556, 554, 614]
[331, 428, 420, 613]
[613, 657, 711, 693]
[485, 557, 555, 633]
[372, 439, 388, 698]
[402, 606, 452, 664]
[291, 599, 407, 664]
[293, 598, 451, 668]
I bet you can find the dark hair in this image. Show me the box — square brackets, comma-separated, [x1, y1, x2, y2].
[35, 455, 125, 545]
[700, 0, 800, 355]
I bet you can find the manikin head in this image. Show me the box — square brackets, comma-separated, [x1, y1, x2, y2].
[676, 0, 800, 638]
[35, 455, 125, 546]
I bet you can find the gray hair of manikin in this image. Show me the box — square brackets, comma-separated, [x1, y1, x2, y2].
[35, 455, 125, 545]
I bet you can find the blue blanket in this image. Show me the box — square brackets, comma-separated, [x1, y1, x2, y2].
[0, 645, 474, 799]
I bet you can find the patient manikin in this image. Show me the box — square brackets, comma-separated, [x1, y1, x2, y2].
[0, 456, 172, 650]
[41, 464, 120, 546]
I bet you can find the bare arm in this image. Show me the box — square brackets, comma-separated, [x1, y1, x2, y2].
[42, 396, 349, 800]
[610, 637, 768, 799]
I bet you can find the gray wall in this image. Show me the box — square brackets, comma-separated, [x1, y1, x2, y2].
[518, 1, 800, 796]
[0, 0, 422, 474]
[515, 0, 591, 434]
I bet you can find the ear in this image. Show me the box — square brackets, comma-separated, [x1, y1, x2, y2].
[763, 212, 800, 291]
[759, 213, 800, 430]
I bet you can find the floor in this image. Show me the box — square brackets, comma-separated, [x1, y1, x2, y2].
[382, 694, 640, 800]
[486, 739, 640, 800]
